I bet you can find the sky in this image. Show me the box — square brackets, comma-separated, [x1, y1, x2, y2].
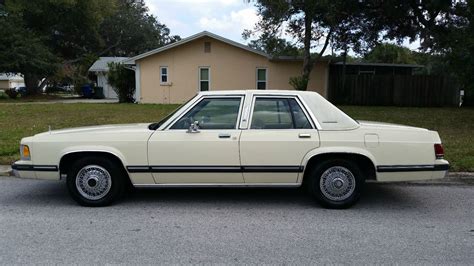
[144, 0, 258, 43]
[144, 0, 420, 54]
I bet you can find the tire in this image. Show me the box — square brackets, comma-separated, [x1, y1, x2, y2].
[66, 156, 125, 207]
[307, 159, 364, 209]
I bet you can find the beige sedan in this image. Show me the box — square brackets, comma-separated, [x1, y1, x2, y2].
[12, 90, 449, 208]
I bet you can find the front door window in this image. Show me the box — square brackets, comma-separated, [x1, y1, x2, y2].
[170, 97, 242, 130]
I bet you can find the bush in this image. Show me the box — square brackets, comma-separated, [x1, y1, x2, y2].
[289, 76, 309, 91]
[0, 90, 8, 99]
[4, 89, 19, 99]
[107, 62, 135, 103]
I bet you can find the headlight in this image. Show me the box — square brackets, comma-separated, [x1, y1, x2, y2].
[20, 144, 31, 160]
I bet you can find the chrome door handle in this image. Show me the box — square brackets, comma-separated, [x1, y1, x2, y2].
[218, 133, 231, 138]
[298, 133, 311, 138]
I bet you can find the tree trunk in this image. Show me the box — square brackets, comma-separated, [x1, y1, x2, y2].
[23, 73, 41, 95]
[302, 13, 313, 91]
[341, 48, 347, 103]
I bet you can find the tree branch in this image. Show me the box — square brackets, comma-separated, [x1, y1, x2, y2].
[316, 27, 333, 59]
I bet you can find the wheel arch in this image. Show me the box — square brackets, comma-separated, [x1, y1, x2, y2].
[301, 149, 378, 184]
[59, 150, 129, 179]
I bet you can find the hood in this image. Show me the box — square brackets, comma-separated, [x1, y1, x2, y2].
[35, 123, 152, 136]
[358, 120, 428, 132]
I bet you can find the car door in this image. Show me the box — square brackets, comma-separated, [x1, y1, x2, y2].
[240, 95, 320, 183]
[148, 96, 245, 184]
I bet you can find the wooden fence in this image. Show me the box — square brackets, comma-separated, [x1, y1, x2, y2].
[328, 74, 459, 106]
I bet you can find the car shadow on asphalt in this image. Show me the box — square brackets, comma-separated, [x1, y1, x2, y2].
[1, 177, 423, 210]
[122, 183, 422, 210]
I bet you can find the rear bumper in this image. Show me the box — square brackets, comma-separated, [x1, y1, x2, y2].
[375, 161, 449, 182]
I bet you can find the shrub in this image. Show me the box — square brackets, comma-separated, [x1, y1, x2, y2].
[107, 62, 135, 103]
[0, 90, 8, 99]
[4, 89, 19, 99]
[289, 76, 309, 91]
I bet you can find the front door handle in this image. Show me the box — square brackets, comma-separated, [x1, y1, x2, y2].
[218, 133, 231, 139]
[298, 133, 311, 138]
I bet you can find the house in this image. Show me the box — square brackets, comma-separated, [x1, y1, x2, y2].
[88, 57, 129, 99]
[0, 73, 24, 90]
[124, 31, 329, 104]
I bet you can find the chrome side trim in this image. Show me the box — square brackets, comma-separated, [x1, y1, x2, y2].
[377, 164, 449, 172]
[133, 183, 302, 188]
[11, 164, 58, 172]
[126, 165, 304, 173]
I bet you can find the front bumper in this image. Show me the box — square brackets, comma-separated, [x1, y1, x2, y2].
[11, 161, 59, 180]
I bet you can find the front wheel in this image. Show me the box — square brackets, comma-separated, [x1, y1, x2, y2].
[66, 156, 125, 207]
[307, 159, 364, 209]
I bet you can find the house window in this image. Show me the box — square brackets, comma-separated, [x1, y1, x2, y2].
[256, 68, 267, 90]
[204, 42, 211, 53]
[160, 66, 168, 83]
[199, 67, 210, 91]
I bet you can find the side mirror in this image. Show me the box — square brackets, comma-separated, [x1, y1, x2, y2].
[186, 121, 200, 133]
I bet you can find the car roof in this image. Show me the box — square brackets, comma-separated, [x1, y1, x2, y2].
[198, 90, 319, 97]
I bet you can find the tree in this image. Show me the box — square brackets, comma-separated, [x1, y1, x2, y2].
[100, 0, 180, 57]
[0, 0, 116, 94]
[369, 1, 473, 93]
[107, 62, 135, 103]
[243, 31, 302, 56]
[0, 0, 180, 96]
[0, 9, 57, 92]
[364, 44, 416, 64]
[245, 0, 378, 90]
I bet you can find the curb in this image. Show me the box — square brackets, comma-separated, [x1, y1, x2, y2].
[0, 165, 12, 177]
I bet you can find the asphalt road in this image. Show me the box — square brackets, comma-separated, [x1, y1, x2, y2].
[0, 177, 473, 264]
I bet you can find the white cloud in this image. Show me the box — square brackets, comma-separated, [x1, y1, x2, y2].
[198, 8, 259, 33]
[144, 0, 258, 42]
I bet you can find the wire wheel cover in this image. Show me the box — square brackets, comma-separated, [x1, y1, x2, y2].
[75, 165, 112, 200]
[319, 166, 356, 201]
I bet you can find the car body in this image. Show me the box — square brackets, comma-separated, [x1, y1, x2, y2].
[12, 90, 449, 208]
[14, 86, 27, 96]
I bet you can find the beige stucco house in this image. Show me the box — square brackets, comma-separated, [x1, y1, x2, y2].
[125, 31, 329, 104]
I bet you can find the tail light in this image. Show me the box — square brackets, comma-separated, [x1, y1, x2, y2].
[434, 144, 444, 159]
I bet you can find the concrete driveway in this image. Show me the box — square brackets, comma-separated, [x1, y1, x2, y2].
[0, 98, 118, 105]
[0, 176, 472, 264]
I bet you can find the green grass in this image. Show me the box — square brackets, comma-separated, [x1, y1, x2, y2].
[0, 103, 472, 171]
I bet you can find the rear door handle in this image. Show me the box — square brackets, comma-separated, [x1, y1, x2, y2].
[218, 133, 231, 138]
[298, 133, 311, 138]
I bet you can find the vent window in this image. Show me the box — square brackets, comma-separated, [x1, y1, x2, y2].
[204, 42, 211, 53]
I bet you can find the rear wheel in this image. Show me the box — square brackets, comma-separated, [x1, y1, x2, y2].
[66, 156, 125, 207]
[307, 159, 364, 209]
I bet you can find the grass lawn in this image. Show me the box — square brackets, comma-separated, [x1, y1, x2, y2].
[0, 92, 75, 102]
[0, 103, 472, 172]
